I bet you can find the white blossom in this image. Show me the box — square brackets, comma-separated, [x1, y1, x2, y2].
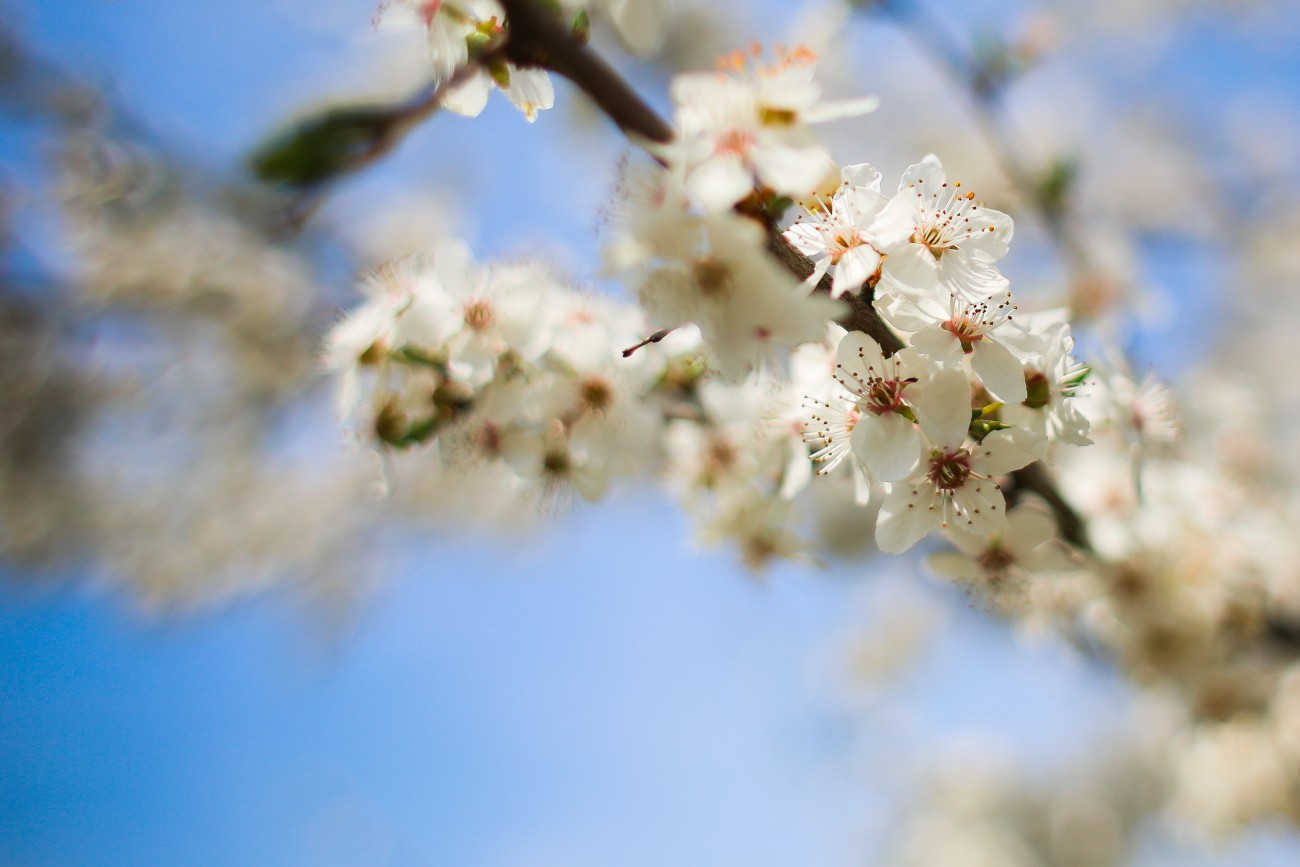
[876, 285, 1031, 405]
[876, 368, 1043, 553]
[784, 163, 891, 297]
[1002, 318, 1092, 447]
[930, 505, 1076, 606]
[803, 331, 936, 500]
[873, 154, 1014, 299]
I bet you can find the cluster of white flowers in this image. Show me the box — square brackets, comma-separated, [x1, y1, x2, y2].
[326, 239, 669, 502]
[794, 156, 1092, 558]
[161, 3, 1300, 853]
[378, 0, 554, 120]
[605, 161, 844, 380]
[331, 33, 1102, 573]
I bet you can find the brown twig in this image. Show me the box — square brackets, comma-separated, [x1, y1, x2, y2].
[622, 328, 673, 357]
[498, 0, 673, 144]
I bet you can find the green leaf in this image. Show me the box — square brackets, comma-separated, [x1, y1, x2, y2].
[1038, 158, 1078, 215]
[249, 102, 414, 190]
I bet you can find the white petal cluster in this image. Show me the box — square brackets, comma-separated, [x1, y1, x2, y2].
[606, 161, 844, 381]
[326, 239, 661, 503]
[873, 155, 1015, 299]
[377, 0, 554, 121]
[801, 160, 1089, 559]
[666, 46, 877, 212]
[929, 504, 1076, 610]
[875, 368, 1043, 553]
[785, 163, 891, 298]
[662, 329, 844, 571]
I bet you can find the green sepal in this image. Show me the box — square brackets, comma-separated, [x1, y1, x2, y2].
[571, 9, 591, 44]
[396, 345, 445, 370]
[968, 416, 1013, 443]
[396, 416, 440, 447]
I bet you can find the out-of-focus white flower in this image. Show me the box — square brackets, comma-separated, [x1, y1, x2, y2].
[633, 211, 844, 379]
[697, 489, 809, 572]
[377, 0, 555, 121]
[1169, 719, 1293, 836]
[930, 504, 1075, 605]
[396, 241, 559, 386]
[376, 0, 475, 86]
[668, 46, 877, 212]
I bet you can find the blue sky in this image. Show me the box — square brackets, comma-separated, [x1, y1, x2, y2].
[3, 1, 1300, 864]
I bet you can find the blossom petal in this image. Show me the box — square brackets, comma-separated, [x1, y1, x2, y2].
[801, 95, 880, 123]
[831, 245, 881, 297]
[929, 550, 981, 582]
[851, 462, 872, 506]
[441, 70, 491, 118]
[972, 338, 1028, 404]
[836, 330, 888, 384]
[876, 483, 942, 554]
[605, 0, 668, 54]
[898, 154, 946, 193]
[959, 205, 1014, 261]
[840, 162, 883, 192]
[780, 438, 813, 500]
[802, 255, 832, 291]
[1004, 506, 1056, 554]
[852, 411, 920, 482]
[971, 426, 1044, 476]
[880, 243, 939, 293]
[867, 190, 917, 251]
[937, 253, 1009, 298]
[951, 480, 1006, 536]
[874, 288, 947, 335]
[909, 324, 962, 363]
[911, 366, 971, 448]
[504, 66, 555, 121]
[688, 154, 753, 212]
[785, 222, 829, 257]
[751, 140, 830, 199]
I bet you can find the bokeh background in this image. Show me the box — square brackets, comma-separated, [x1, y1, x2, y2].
[3, 0, 1300, 864]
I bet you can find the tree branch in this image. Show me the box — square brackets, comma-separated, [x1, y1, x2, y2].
[498, 0, 673, 144]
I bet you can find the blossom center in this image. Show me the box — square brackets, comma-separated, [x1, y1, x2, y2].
[927, 448, 972, 491]
[913, 224, 954, 259]
[941, 316, 984, 350]
[692, 257, 734, 299]
[463, 299, 496, 331]
[478, 420, 502, 456]
[977, 545, 1016, 574]
[1024, 370, 1051, 409]
[866, 379, 906, 415]
[580, 376, 615, 413]
[759, 106, 798, 127]
[715, 129, 755, 156]
[417, 0, 443, 27]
